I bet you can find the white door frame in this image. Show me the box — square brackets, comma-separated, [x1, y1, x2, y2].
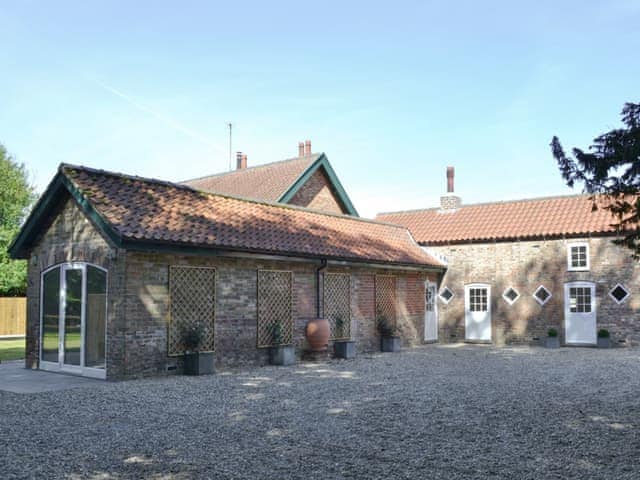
[564, 281, 597, 346]
[424, 280, 438, 342]
[39, 263, 108, 379]
[464, 283, 492, 342]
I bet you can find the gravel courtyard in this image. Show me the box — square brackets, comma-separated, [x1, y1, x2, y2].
[2, 345, 639, 479]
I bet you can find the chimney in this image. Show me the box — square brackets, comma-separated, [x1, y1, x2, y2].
[447, 166, 454, 193]
[236, 151, 247, 170]
[298, 141, 305, 157]
[440, 166, 461, 211]
[304, 139, 311, 156]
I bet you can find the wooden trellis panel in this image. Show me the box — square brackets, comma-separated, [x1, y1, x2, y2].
[375, 275, 397, 325]
[257, 270, 293, 348]
[324, 273, 351, 340]
[168, 266, 216, 356]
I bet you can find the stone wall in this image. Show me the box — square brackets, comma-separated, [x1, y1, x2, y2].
[122, 251, 436, 378]
[431, 236, 640, 346]
[288, 168, 346, 214]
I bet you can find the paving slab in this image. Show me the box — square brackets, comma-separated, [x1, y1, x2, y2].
[0, 360, 103, 394]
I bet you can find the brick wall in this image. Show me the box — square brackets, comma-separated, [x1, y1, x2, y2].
[24, 196, 123, 373]
[25, 194, 437, 379]
[431, 236, 640, 346]
[122, 251, 436, 377]
[288, 168, 347, 214]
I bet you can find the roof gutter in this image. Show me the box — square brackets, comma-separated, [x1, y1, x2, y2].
[120, 238, 445, 272]
[326, 259, 444, 273]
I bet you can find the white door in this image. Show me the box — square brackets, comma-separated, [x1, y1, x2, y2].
[564, 282, 596, 345]
[424, 281, 438, 341]
[465, 284, 491, 341]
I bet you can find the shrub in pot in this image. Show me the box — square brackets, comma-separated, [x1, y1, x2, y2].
[597, 329, 612, 348]
[269, 322, 295, 366]
[377, 312, 400, 352]
[333, 315, 356, 359]
[544, 327, 560, 349]
[182, 322, 215, 375]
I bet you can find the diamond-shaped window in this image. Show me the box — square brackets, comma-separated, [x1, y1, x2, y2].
[609, 284, 630, 304]
[439, 287, 454, 304]
[533, 285, 552, 306]
[502, 287, 520, 305]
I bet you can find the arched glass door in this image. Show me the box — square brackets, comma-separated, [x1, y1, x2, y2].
[40, 263, 107, 378]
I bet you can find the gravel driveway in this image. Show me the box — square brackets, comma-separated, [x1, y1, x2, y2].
[2, 345, 639, 479]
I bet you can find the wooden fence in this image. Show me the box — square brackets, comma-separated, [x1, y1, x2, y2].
[0, 297, 26, 337]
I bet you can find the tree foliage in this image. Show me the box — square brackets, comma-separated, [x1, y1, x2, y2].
[551, 102, 640, 258]
[0, 144, 36, 296]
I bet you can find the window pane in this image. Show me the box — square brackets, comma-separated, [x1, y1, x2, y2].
[64, 268, 82, 366]
[440, 287, 453, 302]
[85, 266, 107, 369]
[41, 269, 60, 363]
[469, 288, 488, 312]
[610, 285, 629, 303]
[504, 288, 519, 303]
[570, 246, 587, 268]
[569, 287, 591, 313]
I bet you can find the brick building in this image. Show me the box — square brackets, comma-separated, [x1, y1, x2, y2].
[10, 161, 442, 379]
[183, 140, 358, 216]
[377, 168, 640, 347]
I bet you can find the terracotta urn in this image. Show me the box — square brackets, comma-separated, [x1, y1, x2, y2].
[305, 318, 330, 351]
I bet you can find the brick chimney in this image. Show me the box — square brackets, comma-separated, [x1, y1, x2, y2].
[304, 139, 311, 156]
[236, 152, 247, 170]
[440, 166, 461, 211]
[298, 141, 304, 157]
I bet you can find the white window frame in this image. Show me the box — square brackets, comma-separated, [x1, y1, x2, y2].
[502, 287, 520, 306]
[533, 285, 552, 306]
[608, 283, 630, 305]
[567, 241, 590, 271]
[438, 286, 455, 304]
[39, 262, 108, 379]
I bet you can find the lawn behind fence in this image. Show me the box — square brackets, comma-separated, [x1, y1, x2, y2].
[0, 338, 25, 362]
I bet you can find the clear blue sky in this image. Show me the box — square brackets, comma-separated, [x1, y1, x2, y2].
[1, 1, 638, 218]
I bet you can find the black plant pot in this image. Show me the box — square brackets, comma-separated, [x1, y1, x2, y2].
[334, 340, 356, 359]
[544, 337, 560, 349]
[381, 336, 401, 352]
[597, 337, 612, 348]
[184, 352, 215, 375]
[269, 345, 296, 366]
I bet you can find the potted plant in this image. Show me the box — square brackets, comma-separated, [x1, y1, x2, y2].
[544, 327, 560, 349]
[332, 314, 356, 359]
[597, 329, 612, 348]
[377, 312, 400, 352]
[269, 321, 295, 366]
[182, 322, 215, 375]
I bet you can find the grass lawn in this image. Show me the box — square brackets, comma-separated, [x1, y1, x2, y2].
[0, 338, 25, 361]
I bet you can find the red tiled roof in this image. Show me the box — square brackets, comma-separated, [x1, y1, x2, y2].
[182, 155, 319, 202]
[376, 195, 632, 245]
[62, 165, 443, 268]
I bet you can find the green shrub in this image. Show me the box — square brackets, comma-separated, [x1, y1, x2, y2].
[271, 322, 283, 346]
[334, 315, 345, 338]
[547, 328, 558, 338]
[376, 311, 397, 337]
[181, 322, 204, 352]
[597, 329, 610, 338]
